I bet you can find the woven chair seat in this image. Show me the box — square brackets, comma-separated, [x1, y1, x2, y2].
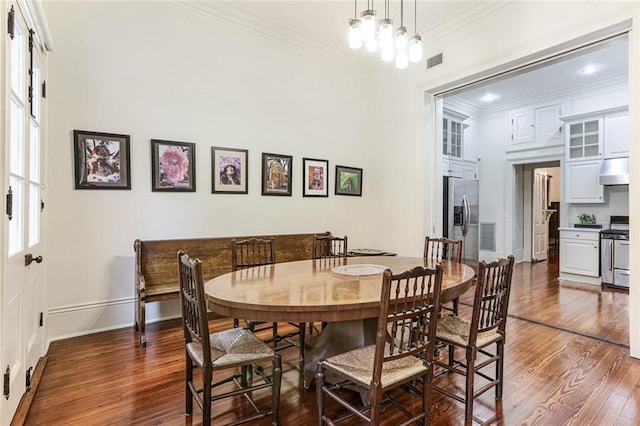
[436, 315, 501, 348]
[187, 328, 274, 370]
[322, 344, 427, 389]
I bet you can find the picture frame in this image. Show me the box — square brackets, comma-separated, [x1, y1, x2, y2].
[73, 130, 131, 190]
[212, 146, 248, 194]
[262, 152, 292, 196]
[302, 158, 329, 197]
[335, 165, 363, 196]
[151, 139, 196, 192]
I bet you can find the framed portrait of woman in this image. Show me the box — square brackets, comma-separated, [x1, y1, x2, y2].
[151, 139, 196, 192]
[212, 146, 248, 194]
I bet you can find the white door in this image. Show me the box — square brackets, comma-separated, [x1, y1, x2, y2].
[2, 2, 47, 422]
[532, 169, 548, 261]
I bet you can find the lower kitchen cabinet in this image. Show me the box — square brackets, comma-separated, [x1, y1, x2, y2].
[559, 229, 600, 284]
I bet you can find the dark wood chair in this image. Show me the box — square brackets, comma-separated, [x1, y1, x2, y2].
[424, 236, 463, 263]
[432, 255, 515, 424]
[312, 232, 348, 260]
[231, 238, 306, 362]
[310, 232, 348, 333]
[177, 250, 282, 426]
[316, 264, 443, 425]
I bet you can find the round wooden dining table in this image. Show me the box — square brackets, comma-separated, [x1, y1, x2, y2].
[205, 256, 475, 386]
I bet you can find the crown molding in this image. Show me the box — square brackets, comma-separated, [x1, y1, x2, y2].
[171, 0, 372, 77]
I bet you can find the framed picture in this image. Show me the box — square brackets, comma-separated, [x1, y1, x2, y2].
[151, 139, 196, 192]
[73, 130, 131, 190]
[302, 158, 329, 197]
[262, 152, 292, 196]
[335, 165, 363, 196]
[212, 146, 248, 194]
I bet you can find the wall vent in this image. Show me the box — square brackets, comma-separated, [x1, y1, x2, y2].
[427, 53, 443, 69]
[480, 222, 496, 251]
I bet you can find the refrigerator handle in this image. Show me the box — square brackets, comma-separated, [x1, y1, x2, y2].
[462, 194, 469, 237]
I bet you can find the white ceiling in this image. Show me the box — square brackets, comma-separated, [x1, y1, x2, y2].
[447, 36, 629, 108]
[202, 2, 628, 106]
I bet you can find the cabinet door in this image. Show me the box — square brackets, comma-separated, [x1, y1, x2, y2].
[565, 160, 604, 203]
[566, 118, 602, 161]
[535, 104, 562, 142]
[560, 238, 600, 277]
[510, 110, 535, 145]
[604, 112, 629, 158]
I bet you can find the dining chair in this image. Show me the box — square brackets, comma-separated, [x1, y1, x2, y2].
[316, 264, 443, 425]
[424, 236, 464, 319]
[231, 237, 307, 362]
[177, 250, 282, 426]
[431, 255, 515, 424]
[312, 232, 348, 260]
[310, 232, 348, 334]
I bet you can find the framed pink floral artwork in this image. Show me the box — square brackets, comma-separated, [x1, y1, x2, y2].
[151, 139, 196, 192]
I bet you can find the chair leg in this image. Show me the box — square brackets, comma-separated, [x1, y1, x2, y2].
[272, 354, 282, 426]
[185, 356, 193, 416]
[465, 347, 476, 423]
[316, 367, 325, 426]
[298, 322, 306, 363]
[202, 366, 212, 426]
[496, 341, 504, 399]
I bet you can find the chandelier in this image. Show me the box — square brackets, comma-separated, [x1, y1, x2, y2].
[348, 0, 423, 69]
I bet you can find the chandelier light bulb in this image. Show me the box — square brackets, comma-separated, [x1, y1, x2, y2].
[361, 10, 377, 42]
[381, 45, 394, 62]
[348, 19, 363, 49]
[395, 49, 409, 69]
[408, 34, 423, 63]
[394, 27, 408, 50]
[378, 18, 394, 49]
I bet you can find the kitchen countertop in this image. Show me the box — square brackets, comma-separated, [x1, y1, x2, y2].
[558, 227, 602, 233]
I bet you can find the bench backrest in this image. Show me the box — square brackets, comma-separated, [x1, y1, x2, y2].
[135, 233, 320, 295]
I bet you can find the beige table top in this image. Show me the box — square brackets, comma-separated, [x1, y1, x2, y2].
[205, 256, 475, 323]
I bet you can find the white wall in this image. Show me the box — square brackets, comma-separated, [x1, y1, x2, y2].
[45, 1, 373, 341]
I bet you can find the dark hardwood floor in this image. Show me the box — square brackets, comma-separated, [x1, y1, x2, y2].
[25, 253, 638, 425]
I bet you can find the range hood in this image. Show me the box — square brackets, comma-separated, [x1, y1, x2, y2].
[599, 157, 629, 185]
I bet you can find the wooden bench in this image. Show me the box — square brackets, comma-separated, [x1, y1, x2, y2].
[134, 233, 323, 347]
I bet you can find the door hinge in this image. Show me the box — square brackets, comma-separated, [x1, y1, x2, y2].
[3, 365, 9, 400]
[6, 186, 13, 221]
[39, 312, 44, 327]
[7, 5, 15, 39]
[41, 199, 45, 212]
[25, 367, 33, 391]
[42, 80, 47, 99]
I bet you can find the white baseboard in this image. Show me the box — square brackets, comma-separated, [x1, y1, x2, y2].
[46, 297, 181, 345]
[558, 272, 601, 286]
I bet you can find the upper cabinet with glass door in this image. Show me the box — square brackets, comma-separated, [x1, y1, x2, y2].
[566, 117, 603, 161]
[442, 108, 468, 178]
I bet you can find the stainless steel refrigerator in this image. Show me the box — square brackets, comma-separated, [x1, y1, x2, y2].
[443, 176, 479, 267]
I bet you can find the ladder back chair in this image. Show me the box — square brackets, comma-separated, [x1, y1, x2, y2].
[177, 250, 282, 426]
[231, 238, 306, 362]
[311, 232, 348, 333]
[431, 255, 515, 424]
[316, 264, 443, 425]
[424, 236, 464, 318]
[312, 232, 348, 260]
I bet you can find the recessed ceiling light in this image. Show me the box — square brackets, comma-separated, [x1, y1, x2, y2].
[480, 93, 499, 102]
[580, 64, 599, 75]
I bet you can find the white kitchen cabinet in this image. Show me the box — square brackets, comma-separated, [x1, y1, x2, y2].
[442, 108, 468, 178]
[564, 116, 603, 161]
[565, 160, 604, 203]
[559, 230, 600, 279]
[463, 160, 478, 180]
[604, 110, 629, 158]
[509, 104, 562, 149]
[443, 157, 463, 178]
